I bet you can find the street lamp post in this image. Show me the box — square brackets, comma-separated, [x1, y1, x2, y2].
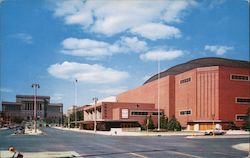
[93, 97, 98, 132]
[32, 83, 40, 133]
[212, 114, 215, 137]
[157, 58, 161, 131]
[74, 79, 78, 128]
[68, 114, 70, 128]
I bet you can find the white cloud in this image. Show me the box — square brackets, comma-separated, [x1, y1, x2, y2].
[117, 36, 148, 53]
[61, 37, 148, 58]
[0, 88, 13, 93]
[131, 23, 181, 40]
[92, 87, 127, 95]
[50, 0, 196, 36]
[206, 0, 225, 9]
[61, 38, 114, 57]
[11, 33, 33, 44]
[204, 45, 234, 55]
[140, 50, 184, 61]
[48, 61, 129, 84]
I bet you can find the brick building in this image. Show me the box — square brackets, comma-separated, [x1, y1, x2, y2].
[74, 94, 162, 130]
[117, 57, 250, 130]
[1, 95, 63, 124]
[83, 102, 163, 125]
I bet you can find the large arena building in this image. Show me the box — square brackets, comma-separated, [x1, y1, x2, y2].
[117, 57, 250, 130]
[77, 57, 249, 131]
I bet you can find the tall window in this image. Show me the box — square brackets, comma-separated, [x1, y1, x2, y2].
[231, 74, 249, 81]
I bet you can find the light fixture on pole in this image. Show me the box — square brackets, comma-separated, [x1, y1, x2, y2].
[74, 78, 78, 128]
[93, 97, 98, 132]
[157, 57, 161, 131]
[32, 83, 40, 133]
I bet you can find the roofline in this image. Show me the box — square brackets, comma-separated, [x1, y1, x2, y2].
[144, 57, 250, 84]
[48, 103, 63, 106]
[16, 95, 50, 99]
[1, 101, 22, 105]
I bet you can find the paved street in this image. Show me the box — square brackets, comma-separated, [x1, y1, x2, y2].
[0, 128, 249, 158]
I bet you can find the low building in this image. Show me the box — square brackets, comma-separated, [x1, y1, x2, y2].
[1, 95, 63, 124]
[76, 99, 162, 131]
[83, 101, 163, 124]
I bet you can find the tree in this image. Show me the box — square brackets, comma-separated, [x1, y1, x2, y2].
[13, 117, 24, 124]
[142, 116, 148, 130]
[160, 115, 168, 130]
[148, 115, 155, 129]
[76, 111, 83, 121]
[168, 116, 181, 131]
[243, 107, 250, 129]
[70, 111, 84, 121]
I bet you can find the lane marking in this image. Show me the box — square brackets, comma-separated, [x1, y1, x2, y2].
[213, 151, 242, 157]
[129, 152, 148, 158]
[167, 151, 202, 158]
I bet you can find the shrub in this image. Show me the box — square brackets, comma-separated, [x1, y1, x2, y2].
[168, 116, 181, 131]
[148, 115, 155, 129]
[160, 115, 168, 130]
[243, 107, 250, 130]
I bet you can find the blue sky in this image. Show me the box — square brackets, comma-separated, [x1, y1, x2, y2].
[0, 0, 249, 113]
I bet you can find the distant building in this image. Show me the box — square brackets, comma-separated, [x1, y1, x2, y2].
[67, 105, 78, 117]
[1, 95, 63, 124]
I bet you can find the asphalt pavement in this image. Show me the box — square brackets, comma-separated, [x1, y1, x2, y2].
[0, 127, 249, 158]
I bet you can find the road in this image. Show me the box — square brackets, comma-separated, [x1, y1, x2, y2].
[0, 127, 249, 158]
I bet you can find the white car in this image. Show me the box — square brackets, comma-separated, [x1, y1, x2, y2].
[204, 128, 226, 135]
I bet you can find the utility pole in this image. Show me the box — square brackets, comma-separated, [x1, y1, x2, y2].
[32, 83, 40, 133]
[93, 97, 98, 132]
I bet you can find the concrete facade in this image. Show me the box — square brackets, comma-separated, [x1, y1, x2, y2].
[1, 95, 63, 123]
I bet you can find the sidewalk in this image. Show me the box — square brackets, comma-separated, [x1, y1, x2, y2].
[186, 135, 249, 139]
[232, 143, 250, 152]
[0, 150, 80, 158]
[0, 128, 8, 131]
[53, 127, 204, 136]
[24, 128, 44, 135]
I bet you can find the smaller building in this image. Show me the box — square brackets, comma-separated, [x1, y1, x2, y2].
[80, 101, 163, 131]
[1, 95, 63, 124]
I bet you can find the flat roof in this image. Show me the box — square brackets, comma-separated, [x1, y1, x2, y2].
[16, 95, 50, 99]
[83, 101, 156, 111]
[1, 101, 22, 105]
[48, 103, 63, 107]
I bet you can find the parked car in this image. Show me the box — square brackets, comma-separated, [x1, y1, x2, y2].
[14, 126, 25, 135]
[204, 128, 226, 135]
